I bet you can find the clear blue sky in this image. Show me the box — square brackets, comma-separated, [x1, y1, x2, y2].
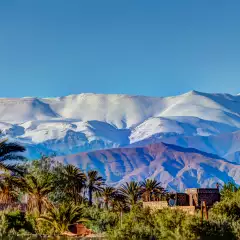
[1, 0, 240, 98]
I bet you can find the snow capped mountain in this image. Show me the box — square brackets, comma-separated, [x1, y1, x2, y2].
[0, 98, 59, 123]
[1, 91, 240, 158]
[1, 90, 240, 189]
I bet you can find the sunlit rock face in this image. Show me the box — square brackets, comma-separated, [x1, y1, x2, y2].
[55, 142, 240, 192]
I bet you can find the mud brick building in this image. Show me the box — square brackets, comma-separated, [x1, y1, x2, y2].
[176, 192, 189, 206]
[143, 187, 220, 212]
[185, 188, 220, 207]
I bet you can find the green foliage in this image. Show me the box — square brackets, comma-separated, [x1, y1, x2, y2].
[153, 208, 192, 239]
[211, 190, 240, 220]
[107, 206, 159, 240]
[119, 181, 142, 207]
[97, 186, 117, 209]
[0, 154, 240, 239]
[108, 206, 239, 240]
[83, 206, 119, 233]
[4, 210, 35, 234]
[22, 174, 54, 214]
[87, 170, 105, 206]
[25, 156, 70, 206]
[27, 155, 55, 177]
[140, 178, 166, 201]
[189, 218, 236, 240]
[0, 173, 23, 203]
[208, 189, 240, 239]
[53, 164, 87, 204]
[220, 182, 239, 200]
[0, 138, 26, 174]
[38, 203, 88, 234]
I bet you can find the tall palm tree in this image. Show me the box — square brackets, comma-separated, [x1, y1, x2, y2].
[38, 203, 87, 234]
[59, 165, 87, 204]
[98, 186, 116, 209]
[140, 179, 165, 201]
[22, 174, 54, 214]
[119, 181, 141, 207]
[86, 170, 105, 206]
[0, 138, 26, 174]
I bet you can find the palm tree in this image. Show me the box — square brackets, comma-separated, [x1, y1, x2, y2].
[0, 174, 23, 203]
[59, 165, 87, 204]
[98, 186, 116, 209]
[86, 170, 105, 206]
[119, 181, 141, 207]
[111, 191, 129, 213]
[22, 174, 54, 214]
[38, 203, 87, 234]
[140, 179, 165, 201]
[0, 138, 26, 174]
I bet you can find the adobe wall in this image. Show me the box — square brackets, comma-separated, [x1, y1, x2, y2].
[143, 201, 168, 210]
[143, 201, 196, 215]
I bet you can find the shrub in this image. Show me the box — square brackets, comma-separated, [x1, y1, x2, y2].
[189, 217, 236, 240]
[4, 210, 35, 234]
[107, 207, 239, 240]
[211, 190, 240, 221]
[107, 206, 160, 240]
[84, 206, 119, 233]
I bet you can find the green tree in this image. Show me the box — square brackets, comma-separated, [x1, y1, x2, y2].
[98, 186, 117, 209]
[119, 181, 141, 207]
[211, 190, 240, 221]
[0, 174, 23, 203]
[28, 155, 56, 177]
[111, 192, 129, 213]
[58, 164, 87, 204]
[220, 182, 239, 200]
[4, 210, 35, 234]
[140, 178, 165, 201]
[86, 170, 105, 206]
[22, 174, 54, 214]
[38, 203, 87, 234]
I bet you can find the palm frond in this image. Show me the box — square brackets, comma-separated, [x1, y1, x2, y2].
[0, 138, 26, 174]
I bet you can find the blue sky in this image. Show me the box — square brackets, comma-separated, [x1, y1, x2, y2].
[1, 0, 240, 98]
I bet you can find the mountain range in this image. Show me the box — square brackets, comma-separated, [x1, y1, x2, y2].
[56, 142, 240, 192]
[1, 90, 240, 190]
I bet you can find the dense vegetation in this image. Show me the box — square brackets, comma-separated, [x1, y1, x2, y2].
[0, 138, 240, 239]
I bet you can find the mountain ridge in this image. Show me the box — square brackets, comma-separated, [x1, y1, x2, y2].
[1, 90, 240, 189]
[55, 142, 240, 191]
[1, 90, 240, 159]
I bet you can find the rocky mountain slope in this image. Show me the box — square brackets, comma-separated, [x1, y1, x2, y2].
[55, 142, 240, 191]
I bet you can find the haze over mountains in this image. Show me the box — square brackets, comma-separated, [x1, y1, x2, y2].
[1, 90, 240, 190]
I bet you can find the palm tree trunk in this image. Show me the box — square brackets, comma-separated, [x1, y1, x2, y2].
[38, 199, 42, 215]
[88, 187, 93, 206]
[105, 199, 108, 210]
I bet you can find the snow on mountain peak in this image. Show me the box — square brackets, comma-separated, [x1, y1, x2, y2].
[1, 91, 240, 189]
[1, 90, 240, 145]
